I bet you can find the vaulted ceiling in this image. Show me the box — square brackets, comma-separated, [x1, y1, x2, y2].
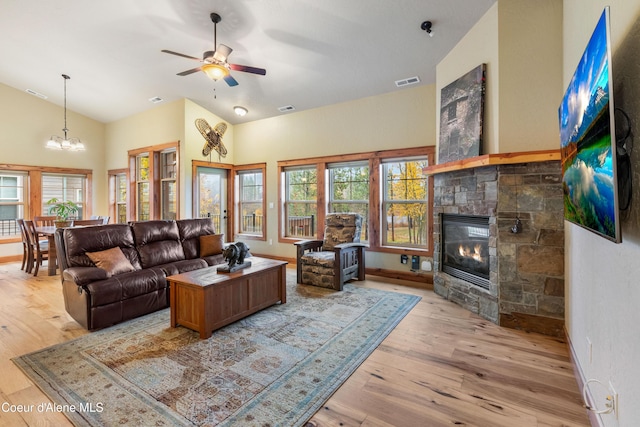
[0, 0, 495, 124]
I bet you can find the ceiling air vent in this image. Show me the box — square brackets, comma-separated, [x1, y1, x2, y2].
[148, 96, 164, 104]
[25, 88, 48, 99]
[394, 76, 421, 88]
[278, 105, 296, 113]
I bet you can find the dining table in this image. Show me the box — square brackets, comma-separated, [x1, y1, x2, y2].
[35, 225, 59, 276]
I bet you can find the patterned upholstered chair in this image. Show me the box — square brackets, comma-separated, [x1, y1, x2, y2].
[294, 213, 365, 291]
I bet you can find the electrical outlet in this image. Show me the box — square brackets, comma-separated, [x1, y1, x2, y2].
[269, 238, 273, 245]
[587, 337, 592, 364]
[608, 381, 618, 419]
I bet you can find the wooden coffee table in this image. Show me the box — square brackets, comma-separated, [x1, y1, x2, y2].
[167, 257, 287, 339]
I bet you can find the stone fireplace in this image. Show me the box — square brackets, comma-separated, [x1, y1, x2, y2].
[426, 152, 565, 337]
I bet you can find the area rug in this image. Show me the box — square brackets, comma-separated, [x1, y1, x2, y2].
[13, 274, 420, 426]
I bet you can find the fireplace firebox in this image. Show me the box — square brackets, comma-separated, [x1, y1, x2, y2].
[441, 214, 491, 290]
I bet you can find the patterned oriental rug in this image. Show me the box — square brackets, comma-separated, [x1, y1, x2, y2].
[13, 274, 420, 427]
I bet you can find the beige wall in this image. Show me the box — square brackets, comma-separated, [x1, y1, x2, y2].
[562, 1, 640, 425]
[235, 84, 436, 271]
[0, 83, 106, 258]
[497, 0, 563, 152]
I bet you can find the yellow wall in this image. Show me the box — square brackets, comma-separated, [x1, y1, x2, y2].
[0, 83, 106, 258]
[104, 98, 233, 218]
[234, 84, 436, 271]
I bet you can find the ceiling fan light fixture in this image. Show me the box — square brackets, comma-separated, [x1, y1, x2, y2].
[202, 63, 229, 81]
[234, 106, 248, 116]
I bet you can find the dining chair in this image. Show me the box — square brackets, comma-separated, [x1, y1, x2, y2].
[16, 219, 33, 272]
[72, 219, 104, 226]
[24, 220, 50, 276]
[99, 216, 111, 224]
[33, 215, 57, 227]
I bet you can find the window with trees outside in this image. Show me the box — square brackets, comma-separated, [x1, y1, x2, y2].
[284, 166, 318, 238]
[237, 167, 265, 238]
[382, 157, 429, 248]
[328, 161, 369, 242]
[128, 142, 179, 222]
[136, 154, 150, 221]
[278, 146, 434, 255]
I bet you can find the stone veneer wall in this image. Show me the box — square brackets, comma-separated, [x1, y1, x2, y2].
[433, 161, 565, 336]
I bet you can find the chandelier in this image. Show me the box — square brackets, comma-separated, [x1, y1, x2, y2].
[46, 74, 85, 151]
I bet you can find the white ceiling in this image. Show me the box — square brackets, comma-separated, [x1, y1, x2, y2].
[0, 0, 495, 125]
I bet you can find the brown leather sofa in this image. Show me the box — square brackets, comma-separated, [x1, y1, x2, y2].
[55, 218, 225, 330]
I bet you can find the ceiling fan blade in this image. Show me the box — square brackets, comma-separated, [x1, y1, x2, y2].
[177, 67, 203, 76]
[223, 74, 239, 87]
[161, 50, 201, 62]
[213, 44, 233, 62]
[229, 64, 267, 76]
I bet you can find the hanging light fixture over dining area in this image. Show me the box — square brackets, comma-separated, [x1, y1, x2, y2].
[46, 74, 85, 151]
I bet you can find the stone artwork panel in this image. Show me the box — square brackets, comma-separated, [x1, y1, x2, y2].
[438, 64, 486, 163]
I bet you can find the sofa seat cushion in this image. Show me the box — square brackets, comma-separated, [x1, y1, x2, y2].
[158, 258, 208, 276]
[300, 271, 336, 289]
[85, 268, 166, 308]
[131, 220, 185, 268]
[301, 251, 336, 268]
[202, 253, 226, 267]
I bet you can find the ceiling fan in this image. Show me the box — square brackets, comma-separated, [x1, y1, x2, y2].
[162, 12, 266, 86]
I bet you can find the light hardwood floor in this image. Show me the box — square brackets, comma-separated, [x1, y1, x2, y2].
[0, 262, 590, 427]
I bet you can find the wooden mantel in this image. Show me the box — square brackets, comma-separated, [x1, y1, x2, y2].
[422, 149, 561, 176]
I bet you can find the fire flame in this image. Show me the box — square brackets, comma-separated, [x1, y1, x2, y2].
[458, 244, 484, 262]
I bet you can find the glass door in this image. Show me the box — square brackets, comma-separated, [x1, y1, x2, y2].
[195, 167, 227, 235]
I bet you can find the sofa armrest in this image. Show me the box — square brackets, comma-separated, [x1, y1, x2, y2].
[333, 242, 366, 250]
[63, 266, 109, 287]
[294, 239, 324, 252]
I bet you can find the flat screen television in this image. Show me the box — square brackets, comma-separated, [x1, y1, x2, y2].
[558, 6, 621, 243]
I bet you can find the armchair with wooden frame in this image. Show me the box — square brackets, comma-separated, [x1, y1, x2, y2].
[294, 213, 365, 291]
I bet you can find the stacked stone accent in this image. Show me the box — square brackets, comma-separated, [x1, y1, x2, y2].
[433, 161, 565, 336]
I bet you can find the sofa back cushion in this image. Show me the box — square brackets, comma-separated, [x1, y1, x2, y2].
[177, 218, 217, 259]
[131, 220, 185, 268]
[63, 224, 141, 270]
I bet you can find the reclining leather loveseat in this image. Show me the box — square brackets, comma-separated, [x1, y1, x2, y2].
[55, 218, 226, 330]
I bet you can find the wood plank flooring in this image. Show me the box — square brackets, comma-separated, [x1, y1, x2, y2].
[0, 262, 590, 426]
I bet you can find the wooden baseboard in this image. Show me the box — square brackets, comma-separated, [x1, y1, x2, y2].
[364, 268, 433, 286]
[250, 253, 296, 265]
[0, 255, 21, 264]
[500, 313, 565, 338]
[252, 253, 433, 287]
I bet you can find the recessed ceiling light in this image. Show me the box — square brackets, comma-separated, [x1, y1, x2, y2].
[234, 106, 248, 116]
[149, 96, 163, 104]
